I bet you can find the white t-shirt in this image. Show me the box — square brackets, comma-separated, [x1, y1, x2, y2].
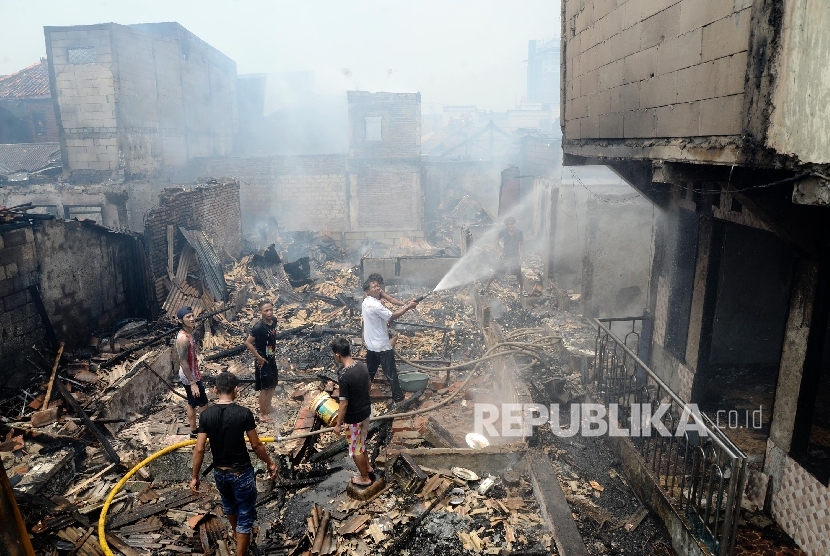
[362, 296, 393, 352]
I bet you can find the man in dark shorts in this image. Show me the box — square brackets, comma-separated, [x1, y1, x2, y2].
[484, 216, 525, 295]
[176, 306, 208, 437]
[331, 338, 374, 486]
[245, 300, 279, 422]
[191, 372, 278, 556]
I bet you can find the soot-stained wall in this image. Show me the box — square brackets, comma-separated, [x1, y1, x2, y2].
[0, 220, 152, 389]
[708, 222, 794, 368]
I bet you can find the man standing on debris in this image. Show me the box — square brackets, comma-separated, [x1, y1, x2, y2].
[362, 279, 418, 403]
[330, 337, 374, 486]
[176, 306, 208, 438]
[483, 216, 525, 295]
[191, 371, 278, 556]
[244, 300, 279, 423]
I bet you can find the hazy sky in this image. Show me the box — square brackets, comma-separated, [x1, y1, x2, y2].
[0, 0, 560, 112]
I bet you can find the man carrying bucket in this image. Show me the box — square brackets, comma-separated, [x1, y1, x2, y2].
[330, 337, 374, 486]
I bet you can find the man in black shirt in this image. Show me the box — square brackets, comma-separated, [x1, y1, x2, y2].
[330, 337, 374, 486]
[244, 300, 279, 422]
[484, 216, 525, 295]
[191, 372, 277, 556]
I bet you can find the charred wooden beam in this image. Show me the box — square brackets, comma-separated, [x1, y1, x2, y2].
[54, 377, 120, 464]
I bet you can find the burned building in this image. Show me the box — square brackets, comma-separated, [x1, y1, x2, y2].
[44, 22, 237, 180]
[0, 215, 153, 390]
[562, 0, 830, 553]
[0, 59, 58, 144]
[189, 91, 424, 245]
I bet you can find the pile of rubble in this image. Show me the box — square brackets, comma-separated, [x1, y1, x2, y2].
[4, 231, 526, 555]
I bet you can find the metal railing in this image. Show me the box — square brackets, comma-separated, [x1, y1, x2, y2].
[594, 317, 747, 556]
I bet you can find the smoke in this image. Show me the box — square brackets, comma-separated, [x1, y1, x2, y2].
[434, 194, 539, 291]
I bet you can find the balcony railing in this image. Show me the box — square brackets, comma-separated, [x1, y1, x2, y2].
[594, 317, 747, 556]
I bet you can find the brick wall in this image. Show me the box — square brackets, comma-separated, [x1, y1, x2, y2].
[35, 219, 152, 345]
[143, 181, 242, 282]
[0, 220, 152, 389]
[188, 155, 349, 232]
[562, 0, 752, 140]
[350, 161, 422, 231]
[0, 227, 43, 389]
[347, 92, 421, 160]
[271, 156, 348, 231]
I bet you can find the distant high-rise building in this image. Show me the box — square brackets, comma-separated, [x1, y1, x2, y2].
[527, 39, 560, 106]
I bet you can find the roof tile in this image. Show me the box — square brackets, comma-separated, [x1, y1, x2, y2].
[0, 60, 51, 99]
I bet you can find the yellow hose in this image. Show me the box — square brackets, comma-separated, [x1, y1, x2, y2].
[98, 437, 276, 555]
[98, 336, 552, 554]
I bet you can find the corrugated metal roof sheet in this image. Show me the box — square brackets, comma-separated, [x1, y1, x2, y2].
[0, 142, 61, 174]
[179, 228, 229, 303]
[0, 60, 51, 99]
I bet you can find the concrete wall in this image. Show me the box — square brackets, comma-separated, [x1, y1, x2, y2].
[562, 0, 752, 141]
[132, 23, 237, 162]
[0, 180, 182, 234]
[45, 25, 119, 174]
[765, 0, 830, 165]
[100, 348, 173, 433]
[45, 23, 237, 178]
[347, 91, 420, 160]
[582, 196, 654, 318]
[143, 181, 242, 283]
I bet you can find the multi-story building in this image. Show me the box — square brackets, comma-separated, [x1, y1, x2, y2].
[44, 22, 237, 179]
[561, 1, 830, 554]
[527, 38, 560, 106]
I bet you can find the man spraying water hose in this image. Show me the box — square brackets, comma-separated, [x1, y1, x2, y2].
[362, 278, 418, 403]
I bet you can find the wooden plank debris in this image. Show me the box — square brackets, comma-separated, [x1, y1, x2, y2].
[67, 463, 116, 497]
[34, 342, 64, 426]
[54, 377, 120, 464]
[624, 508, 649, 532]
[109, 491, 202, 529]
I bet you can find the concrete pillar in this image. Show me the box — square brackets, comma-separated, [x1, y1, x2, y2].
[768, 258, 818, 453]
[684, 216, 713, 372]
